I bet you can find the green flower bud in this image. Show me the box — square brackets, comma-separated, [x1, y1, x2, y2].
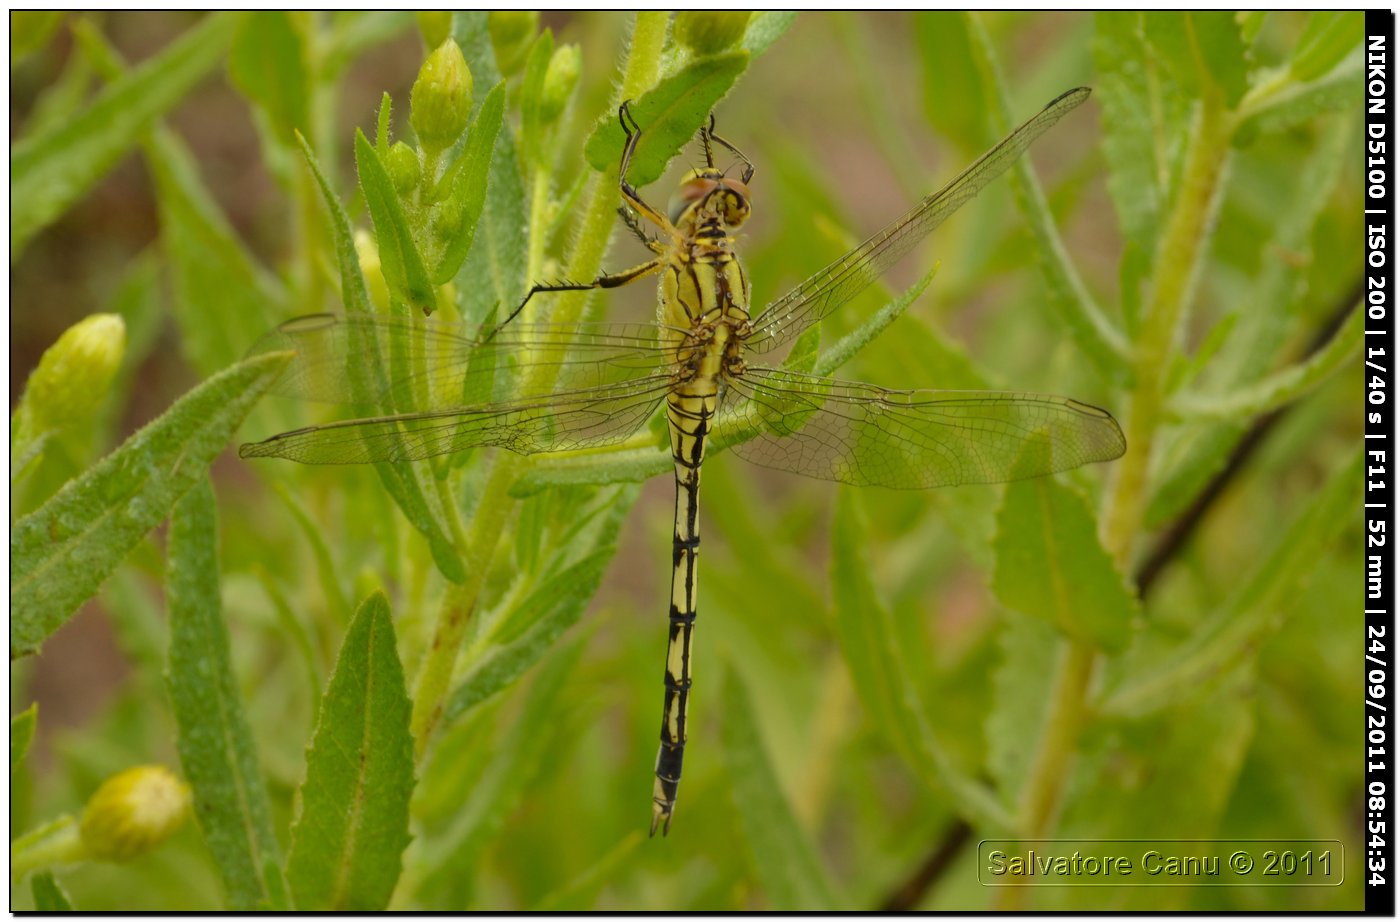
[22, 313, 125, 433]
[410, 40, 473, 153]
[415, 10, 452, 50]
[354, 229, 390, 311]
[673, 11, 751, 56]
[386, 141, 422, 194]
[540, 44, 581, 124]
[431, 192, 465, 242]
[79, 766, 190, 862]
[488, 11, 539, 76]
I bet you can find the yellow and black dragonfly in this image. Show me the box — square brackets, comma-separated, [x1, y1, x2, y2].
[240, 86, 1124, 835]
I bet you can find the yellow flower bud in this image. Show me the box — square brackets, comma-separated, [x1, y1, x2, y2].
[488, 11, 539, 76]
[540, 44, 581, 124]
[78, 766, 190, 862]
[410, 40, 473, 153]
[673, 11, 751, 55]
[415, 10, 452, 50]
[22, 313, 126, 433]
[354, 229, 390, 311]
[386, 141, 422, 194]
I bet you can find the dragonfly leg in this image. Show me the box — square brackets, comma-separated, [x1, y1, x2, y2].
[617, 100, 671, 230]
[701, 113, 755, 184]
[619, 205, 666, 254]
[496, 257, 664, 331]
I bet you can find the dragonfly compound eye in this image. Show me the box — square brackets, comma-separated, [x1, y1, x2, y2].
[668, 176, 718, 224]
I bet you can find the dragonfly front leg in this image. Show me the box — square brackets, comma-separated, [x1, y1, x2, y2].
[499, 257, 663, 329]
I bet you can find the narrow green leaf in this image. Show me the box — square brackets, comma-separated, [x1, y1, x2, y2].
[812, 266, 937, 376]
[991, 476, 1138, 652]
[355, 129, 436, 313]
[518, 31, 554, 169]
[454, 14, 529, 323]
[447, 550, 614, 719]
[296, 134, 466, 583]
[966, 15, 1130, 380]
[1171, 304, 1362, 420]
[11, 10, 63, 64]
[271, 481, 352, 625]
[583, 50, 749, 185]
[31, 871, 74, 912]
[721, 663, 839, 910]
[1103, 448, 1361, 717]
[420, 634, 586, 906]
[148, 126, 287, 375]
[1235, 62, 1358, 142]
[1093, 12, 1170, 253]
[228, 11, 309, 140]
[11, 12, 236, 260]
[431, 81, 505, 284]
[740, 11, 797, 56]
[16, 20, 93, 142]
[831, 489, 1012, 831]
[984, 610, 1059, 805]
[287, 592, 414, 911]
[915, 12, 985, 151]
[1144, 11, 1249, 107]
[167, 479, 283, 910]
[1289, 11, 1363, 83]
[10, 351, 291, 659]
[11, 703, 38, 775]
[375, 92, 392, 154]
[512, 443, 670, 495]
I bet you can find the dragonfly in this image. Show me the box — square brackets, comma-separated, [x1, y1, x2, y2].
[240, 85, 1125, 836]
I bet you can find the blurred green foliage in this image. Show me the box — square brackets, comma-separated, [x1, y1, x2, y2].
[10, 11, 1363, 911]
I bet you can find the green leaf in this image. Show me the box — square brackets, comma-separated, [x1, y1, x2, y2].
[1103, 448, 1361, 717]
[166, 479, 284, 910]
[419, 633, 587, 906]
[1093, 12, 1171, 253]
[1144, 12, 1249, 107]
[147, 126, 287, 375]
[984, 609, 1059, 805]
[966, 16, 1130, 380]
[11, 11, 63, 64]
[31, 871, 74, 912]
[831, 489, 1011, 831]
[296, 134, 466, 583]
[720, 663, 839, 910]
[11, 704, 38, 775]
[811, 266, 937, 376]
[227, 11, 309, 141]
[583, 50, 749, 186]
[991, 476, 1137, 652]
[740, 11, 797, 56]
[10, 350, 291, 659]
[1289, 11, 1363, 83]
[915, 12, 985, 151]
[431, 81, 505, 284]
[11, 12, 235, 260]
[1171, 304, 1362, 420]
[517, 31, 554, 169]
[447, 550, 613, 719]
[1235, 62, 1358, 142]
[355, 129, 436, 313]
[286, 592, 414, 911]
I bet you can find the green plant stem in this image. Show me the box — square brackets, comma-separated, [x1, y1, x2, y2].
[11, 816, 85, 882]
[996, 99, 1232, 911]
[407, 12, 669, 758]
[1103, 98, 1231, 567]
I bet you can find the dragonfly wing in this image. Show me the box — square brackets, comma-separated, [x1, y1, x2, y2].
[240, 374, 673, 464]
[745, 87, 1091, 355]
[250, 312, 672, 413]
[718, 366, 1124, 489]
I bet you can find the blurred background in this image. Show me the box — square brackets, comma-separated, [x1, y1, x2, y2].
[11, 11, 1363, 910]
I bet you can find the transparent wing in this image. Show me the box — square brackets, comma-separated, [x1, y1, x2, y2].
[746, 87, 1090, 355]
[239, 373, 673, 464]
[717, 366, 1124, 489]
[248, 312, 673, 414]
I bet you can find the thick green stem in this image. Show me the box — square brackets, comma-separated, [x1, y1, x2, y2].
[996, 99, 1233, 910]
[407, 13, 669, 758]
[1102, 98, 1231, 568]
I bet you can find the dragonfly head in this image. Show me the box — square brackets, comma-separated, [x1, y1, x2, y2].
[668, 168, 751, 230]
